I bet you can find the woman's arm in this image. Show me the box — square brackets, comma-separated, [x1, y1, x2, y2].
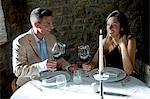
[82, 38, 109, 72]
[119, 36, 136, 75]
[82, 49, 98, 72]
[127, 38, 136, 67]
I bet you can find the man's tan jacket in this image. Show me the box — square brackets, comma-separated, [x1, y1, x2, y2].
[12, 29, 70, 86]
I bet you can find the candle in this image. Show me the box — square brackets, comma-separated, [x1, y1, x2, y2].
[99, 29, 103, 72]
[99, 29, 104, 99]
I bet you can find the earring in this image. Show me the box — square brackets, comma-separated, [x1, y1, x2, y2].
[121, 28, 123, 31]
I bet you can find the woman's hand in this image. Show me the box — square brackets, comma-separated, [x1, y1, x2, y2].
[105, 34, 112, 43]
[82, 64, 92, 72]
[118, 35, 130, 46]
[68, 64, 78, 72]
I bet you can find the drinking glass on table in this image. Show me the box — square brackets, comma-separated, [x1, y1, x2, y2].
[73, 70, 82, 84]
[56, 74, 67, 89]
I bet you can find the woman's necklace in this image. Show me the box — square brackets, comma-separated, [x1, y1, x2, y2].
[109, 42, 119, 53]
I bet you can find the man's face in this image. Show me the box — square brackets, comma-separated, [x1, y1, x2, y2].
[37, 16, 54, 34]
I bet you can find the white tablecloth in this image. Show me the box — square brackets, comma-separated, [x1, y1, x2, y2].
[10, 75, 150, 99]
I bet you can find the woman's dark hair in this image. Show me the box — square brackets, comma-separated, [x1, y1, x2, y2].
[106, 10, 130, 36]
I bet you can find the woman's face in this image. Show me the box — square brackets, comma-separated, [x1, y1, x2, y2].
[106, 17, 122, 38]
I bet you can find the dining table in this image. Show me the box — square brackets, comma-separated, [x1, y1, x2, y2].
[10, 68, 150, 99]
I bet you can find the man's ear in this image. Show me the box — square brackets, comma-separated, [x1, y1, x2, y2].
[33, 22, 39, 28]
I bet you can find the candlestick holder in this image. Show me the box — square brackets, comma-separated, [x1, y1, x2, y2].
[98, 71, 109, 99]
[99, 71, 104, 99]
[91, 70, 109, 99]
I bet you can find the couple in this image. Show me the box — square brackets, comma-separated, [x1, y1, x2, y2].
[12, 7, 136, 87]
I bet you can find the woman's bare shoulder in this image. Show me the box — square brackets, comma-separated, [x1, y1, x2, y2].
[128, 36, 136, 47]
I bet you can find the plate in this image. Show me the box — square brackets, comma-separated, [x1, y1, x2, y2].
[89, 67, 126, 82]
[40, 70, 71, 82]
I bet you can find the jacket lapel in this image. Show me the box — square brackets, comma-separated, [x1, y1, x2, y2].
[28, 31, 40, 58]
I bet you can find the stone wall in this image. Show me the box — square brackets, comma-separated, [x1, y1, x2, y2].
[0, 0, 149, 98]
[3, 0, 146, 64]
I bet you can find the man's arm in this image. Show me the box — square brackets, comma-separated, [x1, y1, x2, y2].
[12, 36, 40, 79]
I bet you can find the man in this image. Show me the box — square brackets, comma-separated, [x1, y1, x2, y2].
[12, 7, 77, 87]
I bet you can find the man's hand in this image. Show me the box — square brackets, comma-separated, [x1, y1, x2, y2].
[46, 59, 57, 71]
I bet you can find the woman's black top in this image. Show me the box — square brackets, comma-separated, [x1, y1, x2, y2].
[105, 45, 123, 70]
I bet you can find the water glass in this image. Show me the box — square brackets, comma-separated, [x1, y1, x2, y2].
[56, 74, 67, 89]
[73, 70, 82, 84]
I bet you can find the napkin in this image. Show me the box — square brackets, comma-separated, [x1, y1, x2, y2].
[104, 72, 118, 78]
[93, 73, 109, 81]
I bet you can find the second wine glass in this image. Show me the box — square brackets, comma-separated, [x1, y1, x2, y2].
[78, 45, 90, 62]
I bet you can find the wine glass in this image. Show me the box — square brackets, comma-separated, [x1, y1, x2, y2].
[51, 42, 66, 59]
[78, 45, 90, 76]
[78, 45, 90, 61]
[51, 42, 66, 72]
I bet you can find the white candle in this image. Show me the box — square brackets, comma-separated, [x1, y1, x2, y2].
[99, 29, 103, 72]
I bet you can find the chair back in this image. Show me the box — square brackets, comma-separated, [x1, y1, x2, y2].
[11, 78, 17, 92]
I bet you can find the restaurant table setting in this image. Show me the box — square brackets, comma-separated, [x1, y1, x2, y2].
[10, 67, 150, 99]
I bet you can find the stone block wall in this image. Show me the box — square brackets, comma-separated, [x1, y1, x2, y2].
[10, 0, 146, 64]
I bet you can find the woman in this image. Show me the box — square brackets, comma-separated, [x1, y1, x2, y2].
[82, 10, 136, 75]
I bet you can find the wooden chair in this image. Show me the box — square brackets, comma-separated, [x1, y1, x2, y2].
[11, 78, 17, 92]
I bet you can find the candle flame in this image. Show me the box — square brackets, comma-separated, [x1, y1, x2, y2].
[100, 29, 102, 35]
